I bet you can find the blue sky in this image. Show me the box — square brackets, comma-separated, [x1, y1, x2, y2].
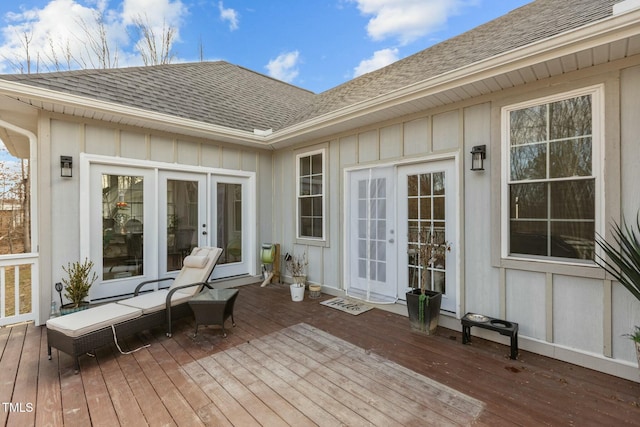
[0, 0, 531, 93]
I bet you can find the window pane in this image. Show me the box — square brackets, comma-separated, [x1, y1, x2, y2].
[549, 138, 592, 178]
[311, 175, 322, 195]
[299, 177, 311, 196]
[300, 156, 310, 176]
[408, 175, 418, 197]
[550, 180, 595, 220]
[551, 221, 594, 260]
[549, 95, 591, 140]
[300, 198, 312, 216]
[419, 198, 431, 220]
[510, 105, 546, 145]
[102, 174, 144, 280]
[419, 174, 431, 196]
[312, 197, 323, 216]
[166, 180, 198, 271]
[510, 144, 547, 180]
[510, 220, 548, 256]
[433, 172, 445, 195]
[510, 183, 547, 219]
[311, 153, 322, 174]
[217, 183, 242, 264]
[433, 197, 445, 220]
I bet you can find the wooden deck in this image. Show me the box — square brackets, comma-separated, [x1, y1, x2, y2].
[1, 282, 639, 426]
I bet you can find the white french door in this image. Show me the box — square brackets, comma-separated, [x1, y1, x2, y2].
[397, 160, 457, 313]
[210, 175, 253, 279]
[346, 167, 397, 303]
[87, 160, 256, 301]
[89, 165, 156, 300]
[158, 172, 207, 279]
[346, 160, 458, 313]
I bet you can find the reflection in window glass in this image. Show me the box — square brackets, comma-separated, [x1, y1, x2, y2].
[167, 180, 198, 271]
[298, 152, 324, 239]
[217, 183, 242, 265]
[407, 172, 447, 293]
[508, 94, 595, 260]
[102, 175, 144, 280]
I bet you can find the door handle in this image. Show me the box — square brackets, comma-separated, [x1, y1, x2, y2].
[388, 238, 394, 243]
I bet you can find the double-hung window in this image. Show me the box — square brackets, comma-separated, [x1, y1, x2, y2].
[296, 149, 325, 240]
[504, 87, 601, 261]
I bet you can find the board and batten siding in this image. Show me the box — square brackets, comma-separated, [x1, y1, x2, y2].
[45, 118, 271, 313]
[273, 107, 462, 288]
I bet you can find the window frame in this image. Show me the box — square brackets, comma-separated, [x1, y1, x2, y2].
[295, 148, 326, 242]
[500, 85, 604, 265]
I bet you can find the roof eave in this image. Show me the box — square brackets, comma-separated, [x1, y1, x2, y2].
[268, 7, 640, 148]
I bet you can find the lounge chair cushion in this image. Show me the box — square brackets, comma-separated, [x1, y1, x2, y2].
[183, 255, 208, 268]
[169, 247, 223, 296]
[46, 303, 142, 338]
[116, 289, 192, 314]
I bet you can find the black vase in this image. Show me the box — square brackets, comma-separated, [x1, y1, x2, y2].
[406, 289, 442, 335]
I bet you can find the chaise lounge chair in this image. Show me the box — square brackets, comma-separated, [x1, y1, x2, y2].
[46, 246, 222, 372]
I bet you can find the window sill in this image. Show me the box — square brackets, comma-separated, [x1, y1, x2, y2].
[295, 237, 328, 248]
[498, 256, 605, 279]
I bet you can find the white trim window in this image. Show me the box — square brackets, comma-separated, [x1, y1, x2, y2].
[296, 149, 325, 240]
[503, 87, 602, 262]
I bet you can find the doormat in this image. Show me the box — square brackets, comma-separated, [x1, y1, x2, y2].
[320, 297, 373, 315]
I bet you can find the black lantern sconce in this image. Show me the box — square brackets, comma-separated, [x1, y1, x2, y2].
[470, 145, 486, 171]
[60, 156, 73, 177]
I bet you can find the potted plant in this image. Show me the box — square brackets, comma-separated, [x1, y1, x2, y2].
[285, 252, 307, 302]
[406, 228, 450, 334]
[60, 258, 98, 314]
[595, 215, 640, 366]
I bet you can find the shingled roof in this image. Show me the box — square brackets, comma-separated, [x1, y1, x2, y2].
[287, 0, 617, 126]
[0, 61, 315, 133]
[0, 0, 621, 135]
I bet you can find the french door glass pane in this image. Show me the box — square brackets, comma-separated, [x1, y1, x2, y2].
[166, 180, 198, 271]
[102, 174, 144, 280]
[407, 172, 447, 293]
[217, 183, 242, 265]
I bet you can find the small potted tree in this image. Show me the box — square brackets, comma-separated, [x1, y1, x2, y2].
[595, 215, 640, 367]
[285, 252, 307, 302]
[406, 227, 450, 334]
[60, 258, 98, 314]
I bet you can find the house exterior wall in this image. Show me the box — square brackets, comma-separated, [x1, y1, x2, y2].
[39, 115, 272, 322]
[275, 58, 640, 381]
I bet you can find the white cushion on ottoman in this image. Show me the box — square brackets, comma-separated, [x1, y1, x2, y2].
[46, 303, 142, 338]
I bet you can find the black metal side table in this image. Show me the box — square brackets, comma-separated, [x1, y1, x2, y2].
[189, 288, 239, 337]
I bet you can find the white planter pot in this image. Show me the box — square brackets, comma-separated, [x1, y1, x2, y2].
[636, 341, 640, 368]
[290, 284, 305, 302]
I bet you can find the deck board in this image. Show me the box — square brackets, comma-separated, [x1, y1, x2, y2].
[0, 282, 639, 426]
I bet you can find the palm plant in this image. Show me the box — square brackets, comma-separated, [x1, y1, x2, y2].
[595, 215, 640, 302]
[595, 215, 640, 352]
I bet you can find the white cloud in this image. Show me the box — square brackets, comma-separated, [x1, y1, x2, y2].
[353, 48, 399, 77]
[218, 1, 239, 31]
[0, 0, 187, 73]
[352, 0, 474, 45]
[265, 51, 300, 83]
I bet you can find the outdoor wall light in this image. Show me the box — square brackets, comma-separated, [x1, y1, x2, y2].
[470, 145, 486, 171]
[60, 156, 73, 178]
